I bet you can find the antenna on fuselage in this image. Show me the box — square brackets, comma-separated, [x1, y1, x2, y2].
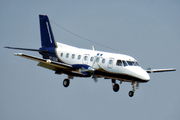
[50, 20, 120, 53]
[92, 46, 95, 51]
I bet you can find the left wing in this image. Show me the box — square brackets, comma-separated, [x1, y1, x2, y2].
[146, 68, 176, 73]
[14, 53, 95, 77]
[14, 53, 72, 69]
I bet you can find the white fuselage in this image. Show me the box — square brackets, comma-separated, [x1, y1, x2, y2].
[54, 42, 150, 83]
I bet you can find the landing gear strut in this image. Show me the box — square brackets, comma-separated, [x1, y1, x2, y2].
[128, 81, 136, 97]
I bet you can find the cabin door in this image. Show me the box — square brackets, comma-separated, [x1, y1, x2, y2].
[108, 58, 114, 69]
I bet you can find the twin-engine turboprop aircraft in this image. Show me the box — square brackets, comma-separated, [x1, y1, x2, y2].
[5, 15, 176, 97]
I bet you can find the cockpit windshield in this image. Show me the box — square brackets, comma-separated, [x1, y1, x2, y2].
[127, 61, 133, 66]
[116, 60, 139, 67]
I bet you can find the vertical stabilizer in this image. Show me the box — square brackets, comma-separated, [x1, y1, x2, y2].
[39, 15, 56, 47]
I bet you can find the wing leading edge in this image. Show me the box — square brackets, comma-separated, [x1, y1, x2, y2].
[14, 53, 72, 70]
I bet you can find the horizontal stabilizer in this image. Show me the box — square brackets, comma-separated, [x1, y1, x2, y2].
[146, 68, 176, 73]
[4, 46, 48, 52]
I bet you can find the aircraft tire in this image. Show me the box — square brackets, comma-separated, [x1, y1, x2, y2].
[113, 83, 119, 92]
[129, 91, 134, 97]
[63, 79, 70, 87]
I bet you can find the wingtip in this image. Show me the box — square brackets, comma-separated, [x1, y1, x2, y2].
[14, 53, 23, 56]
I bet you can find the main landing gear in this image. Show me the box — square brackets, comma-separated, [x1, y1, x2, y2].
[112, 79, 120, 92]
[63, 76, 74, 88]
[63, 79, 70, 87]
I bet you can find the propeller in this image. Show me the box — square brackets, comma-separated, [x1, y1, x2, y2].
[87, 67, 98, 83]
[91, 56, 100, 83]
[92, 73, 98, 83]
[78, 66, 97, 82]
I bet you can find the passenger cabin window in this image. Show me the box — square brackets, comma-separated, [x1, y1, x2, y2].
[84, 56, 88, 61]
[72, 54, 75, 59]
[78, 55, 81, 60]
[66, 53, 69, 58]
[90, 57, 94, 62]
[109, 60, 113, 64]
[116, 60, 122, 66]
[60, 53, 63, 57]
[96, 58, 100, 62]
[102, 59, 106, 64]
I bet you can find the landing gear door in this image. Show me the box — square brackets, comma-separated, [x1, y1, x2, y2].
[82, 54, 89, 64]
[108, 58, 114, 69]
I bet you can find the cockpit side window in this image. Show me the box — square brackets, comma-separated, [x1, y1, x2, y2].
[116, 60, 122, 66]
[127, 61, 133, 66]
[116, 59, 139, 67]
[122, 60, 128, 66]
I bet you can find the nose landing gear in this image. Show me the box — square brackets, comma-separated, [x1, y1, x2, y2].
[129, 91, 134, 97]
[128, 82, 138, 97]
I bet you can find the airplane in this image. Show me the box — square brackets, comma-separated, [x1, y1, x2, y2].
[5, 15, 176, 97]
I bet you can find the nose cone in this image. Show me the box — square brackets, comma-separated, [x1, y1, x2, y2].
[140, 69, 150, 81]
[127, 67, 150, 81]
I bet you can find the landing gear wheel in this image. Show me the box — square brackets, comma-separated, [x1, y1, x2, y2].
[63, 79, 70, 87]
[129, 91, 134, 97]
[113, 83, 120, 92]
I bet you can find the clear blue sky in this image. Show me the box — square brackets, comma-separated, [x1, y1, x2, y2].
[1, 0, 180, 120]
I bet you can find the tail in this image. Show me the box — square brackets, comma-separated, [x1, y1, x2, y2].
[39, 15, 56, 47]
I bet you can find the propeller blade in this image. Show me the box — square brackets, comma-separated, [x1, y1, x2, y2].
[92, 73, 98, 83]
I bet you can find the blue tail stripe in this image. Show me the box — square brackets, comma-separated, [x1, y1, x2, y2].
[39, 15, 56, 47]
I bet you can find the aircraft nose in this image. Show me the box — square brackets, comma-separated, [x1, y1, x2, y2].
[142, 70, 150, 81]
[127, 67, 150, 81]
[136, 67, 150, 81]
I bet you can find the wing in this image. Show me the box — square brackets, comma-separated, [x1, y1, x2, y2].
[14, 53, 72, 70]
[146, 68, 176, 73]
[14, 53, 94, 77]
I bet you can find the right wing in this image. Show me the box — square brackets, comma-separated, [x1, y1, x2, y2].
[146, 68, 176, 73]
